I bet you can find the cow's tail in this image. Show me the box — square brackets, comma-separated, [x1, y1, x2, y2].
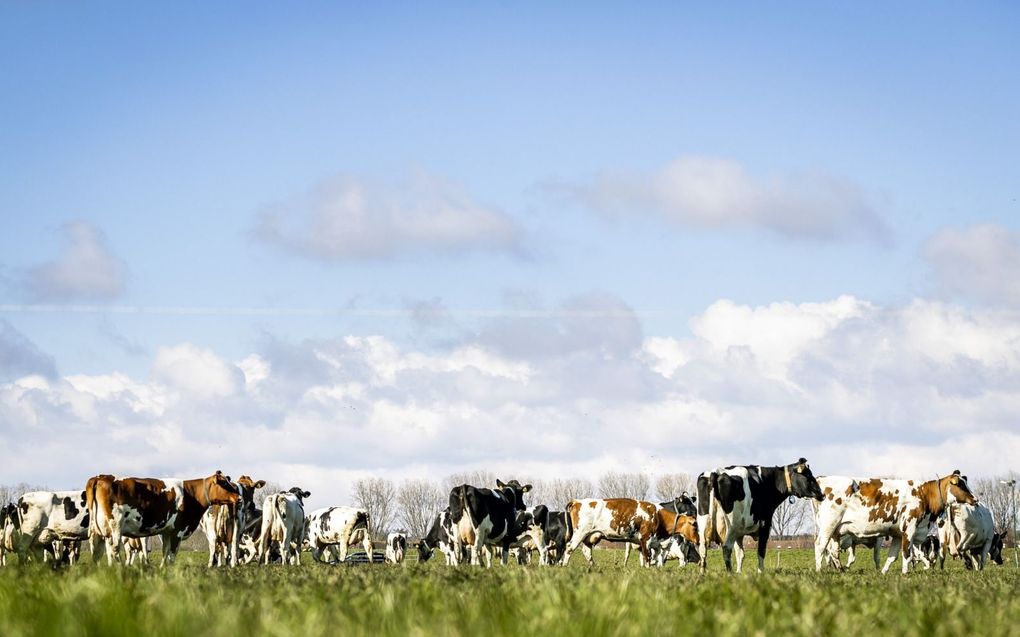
[564, 503, 574, 544]
[85, 476, 101, 538]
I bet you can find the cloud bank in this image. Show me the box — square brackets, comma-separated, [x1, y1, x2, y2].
[924, 223, 1020, 307]
[2, 294, 1018, 504]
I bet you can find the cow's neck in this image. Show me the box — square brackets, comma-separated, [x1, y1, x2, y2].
[183, 478, 212, 509]
[918, 479, 947, 516]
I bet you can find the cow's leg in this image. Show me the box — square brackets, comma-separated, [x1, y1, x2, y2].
[872, 541, 882, 570]
[756, 525, 771, 573]
[698, 534, 709, 573]
[638, 537, 652, 568]
[900, 534, 916, 574]
[581, 542, 594, 565]
[845, 543, 857, 569]
[363, 533, 373, 564]
[623, 542, 631, 566]
[734, 537, 747, 573]
[561, 532, 586, 567]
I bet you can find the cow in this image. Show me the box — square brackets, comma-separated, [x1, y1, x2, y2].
[649, 507, 700, 566]
[385, 532, 407, 564]
[537, 509, 570, 565]
[448, 479, 533, 567]
[0, 503, 16, 565]
[304, 504, 372, 564]
[417, 509, 459, 565]
[937, 501, 1002, 570]
[698, 458, 824, 573]
[620, 495, 698, 565]
[86, 471, 241, 565]
[12, 490, 91, 564]
[812, 476, 885, 571]
[813, 470, 976, 574]
[200, 475, 266, 567]
[562, 498, 660, 566]
[505, 506, 548, 565]
[258, 487, 310, 565]
[649, 535, 701, 567]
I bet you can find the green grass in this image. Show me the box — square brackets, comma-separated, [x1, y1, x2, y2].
[1, 548, 1018, 636]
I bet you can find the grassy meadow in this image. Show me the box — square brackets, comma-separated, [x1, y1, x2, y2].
[1, 547, 1018, 637]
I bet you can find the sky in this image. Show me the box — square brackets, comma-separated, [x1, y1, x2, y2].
[1, 2, 1019, 504]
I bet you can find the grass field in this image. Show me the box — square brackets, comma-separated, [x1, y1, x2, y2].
[1, 548, 1018, 637]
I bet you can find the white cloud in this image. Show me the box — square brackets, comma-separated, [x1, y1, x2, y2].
[2, 294, 1019, 506]
[924, 223, 1020, 306]
[254, 170, 524, 261]
[25, 221, 127, 301]
[563, 155, 887, 241]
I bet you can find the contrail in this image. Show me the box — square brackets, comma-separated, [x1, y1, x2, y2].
[0, 304, 684, 318]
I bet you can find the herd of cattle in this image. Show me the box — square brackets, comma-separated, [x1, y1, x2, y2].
[0, 459, 1007, 575]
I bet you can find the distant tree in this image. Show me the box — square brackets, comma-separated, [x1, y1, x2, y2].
[546, 478, 596, 509]
[771, 497, 812, 539]
[655, 473, 694, 502]
[444, 469, 497, 491]
[597, 472, 650, 500]
[974, 473, 1019, 545]
[353, 477, 397, 540]
[397, 479, 444, 539]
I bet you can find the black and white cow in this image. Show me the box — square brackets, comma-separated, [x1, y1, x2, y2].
[257, 487, 310, 566]
[0, 503, 16, 565]
[532, 508, 570, 565]
[417, 509, 459, 565]
[448, 479, 534, 567]
[385, 532, 407, 564]
[304, 505, 373, 564]
[14, 490, 91, 564]
[698, 458, 824, 573]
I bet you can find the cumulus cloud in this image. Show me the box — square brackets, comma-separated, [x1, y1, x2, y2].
[924, 223, 1020, 306]
[254, 170, 524, 261]
[560, 156, 887, 241]
[2, 294, 1019, 505]
[24, 221, 127, 301]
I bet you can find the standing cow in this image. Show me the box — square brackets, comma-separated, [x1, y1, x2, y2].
[937, 501, 1002, 570]
[448, 479, 534, 567]
[258, 487, 310, 566]
[13, 490, 91, 564]
[200, 475, 266, 567]
[698, 458, 824, 573]
[86, 471, 241, 565]
[813, 470, 976, 574]
[385, 532, 407, 564]
[304, 505, 373, 564]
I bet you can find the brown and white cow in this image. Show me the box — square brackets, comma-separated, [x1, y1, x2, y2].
[200, 475, 266, 567]
[813, 470, 976, 574]
[86, 471, 241, 565]
[562, 498, 661, 566]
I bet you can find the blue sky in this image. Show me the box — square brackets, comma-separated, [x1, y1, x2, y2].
[1, 3, 1019, 499]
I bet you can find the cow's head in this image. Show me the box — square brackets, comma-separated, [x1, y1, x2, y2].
[495, 479, 532, 511]
[204, 471, 241, 507]
[784, 458, 824, 501]
[390, 533, 407, 552]
[416, 540, 434, 562]
[287, 487, 311, 503]
[990, 533, 1005, 565]
[235, 475, 266, 516]
[943, 470, 976, 506]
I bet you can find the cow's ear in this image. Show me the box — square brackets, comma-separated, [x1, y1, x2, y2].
[255, 480, 266, 489]
[496, 479, 507, 489]
[798, 458, 808, 465]
[302, 490, 311, 498]
[952, 469, 961, 475]
[796, 466, 804, 474]
[522, 484, 532, 493]
[215, 470, 223, 477]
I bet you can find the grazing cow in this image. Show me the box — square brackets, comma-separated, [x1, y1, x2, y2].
[813, 470, 976, 574]
[448, 479, 533, 567]
[200, 475, 266, 567]
[537, 510, 570, 565]
[417, 509, 459, 565]
[87, 471, 241, 565]
[649, 535, 701, 566]
[650, 507, 699, 565]
[698, 458, 824, 573]
[258, 488, 310, 565]
[505, 506, 548, 565]
[562, 498, 660, 566]
[304, 504, 372, 564]
[13, 490, 91, 564]
[919, 536, 941, 567]
[937, 501, 1002, 570]
[0, 503, 16, 565]
[385, 532, 407, 564]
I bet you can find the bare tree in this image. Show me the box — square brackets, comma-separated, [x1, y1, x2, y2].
[0, 482, 49, 504]
[655, 473, 694, 501]
[353, 477, 397, 540]
[534, 478, 594, 509]
[444, 469, 497, 491]
[397, 479, 444, 539]
[974, 474, 1019, 545]
[771, 497, 812, 539]
[253, 481, 284, 508]
[597, 472, 650, 500]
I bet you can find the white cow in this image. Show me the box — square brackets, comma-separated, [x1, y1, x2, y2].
[13, 490, 91, 564]
[385, 532, 407, 564]
[812, 476, 885, 570]
[304, 506, 373, 563]
[124, 537, 150, 565]
[937, 502, 1001, 570]
[814, 471, 976, 574]
[258, 488, 310, 565]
